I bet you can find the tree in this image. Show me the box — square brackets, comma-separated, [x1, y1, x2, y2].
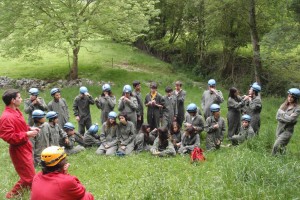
[0, 0, 159, 79]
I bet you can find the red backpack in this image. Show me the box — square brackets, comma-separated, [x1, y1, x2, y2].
[190, 147, 206, 163]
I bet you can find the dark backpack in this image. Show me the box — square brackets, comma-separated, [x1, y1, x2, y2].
[190, 147, 205, 163]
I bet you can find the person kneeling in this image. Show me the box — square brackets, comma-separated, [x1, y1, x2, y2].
[178, 126, 200, 154]
[83, 124, 101, 147]
[150, 127, 176, 157]
[230, 114, 255, 146]
[31, 146, 94, 200]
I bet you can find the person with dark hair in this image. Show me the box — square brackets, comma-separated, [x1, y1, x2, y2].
[150, 127, 176, 157]
[117, 112, 136, 155]
[162, 86, 177, 129]
[169, 121, 183, 152]
[61, 122, 85, 155]
[178, 126, 200, 154]
[205, 104, 226, 151]
[48, 88, 69, 129]
[134, 124, 157, 152]
[132, 80, 144, 131]
[31, 110, 51, 167]
[201, 79, 224, 120]
[73, 86, 95, 136]
[0, 89, 39, 198]
[46, 111, 68, 146]
[227, 87, 246, 139]
[145, 82, 165, 130]
[96, 112, 118, 155]
[243, 83, 262, 134]
[172, 81, 186, 127]
[95, 84, 116, 124]
[183, 103, 205, 135]
[83, 124, 101, 147]
[272, 88, 300, 155]
[118, 85, 138, 127]
[24, 88, 48, 126]
[31, 146, 94, 199]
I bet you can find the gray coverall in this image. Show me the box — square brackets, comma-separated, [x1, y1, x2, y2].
[24, 97, 48, 126]
[48, 98, 69, 129]
[162, 95, 178, 129]
[132, 90, 144, 131]
[96, 122, 118, 155]
[178, 133, 200, 154]
[243, 96, 262, 134]
[118, 96, 138, 127]
[95, 95, 116, 124]
[117, 121, 136, 155]
[60, 134, 85, 155]
[150, 138, 176, 157]
[83, 132, 101, 147]
[73, 95, 95, 135]
[227, 96, 245, 138]
[201, 90, 224, 120]
[134, 129, 157, 152]
[183, 114, 205, 135]
[272, 105, 300, 155]
[230, 125, 255, 145]
[30, 122, 51, 167]
[205, 116, 226, 151]
[49, 123, 67, 146]
[170, 131, 182, 152]
[145, 93, 165, 130]
[172, 90, 186, 126]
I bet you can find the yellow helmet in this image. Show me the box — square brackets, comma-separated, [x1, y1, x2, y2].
[41, 146, 67, 167]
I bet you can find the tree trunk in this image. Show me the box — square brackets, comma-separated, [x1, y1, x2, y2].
[68, 46, 80, 80]
[249, 0, 262, 83]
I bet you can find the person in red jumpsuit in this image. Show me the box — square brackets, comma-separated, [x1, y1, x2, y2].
[31, 146, 94, 200]
[0, 89, 39, 199]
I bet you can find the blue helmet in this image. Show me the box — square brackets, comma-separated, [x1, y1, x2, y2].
[241, 114, 251, 122]
[80, 86, 88, 94]
[46, 111, 58, 119]
[108, 111, 117, 119]
[288, 88, 300, 99]
[63, 122, 75, 130]
[50, 88, 60, 96]
[88, 124, 99, 134]
[210, 104, 220, 112]
[208, 79, 216, 86]
[32, 110, 45, 119]
[186, 103, 197, 113]
[102, 84, 111, 92]
[251, 83, 261, 92]
[29, 88, 39, 96]
[123, 85, 132, 93]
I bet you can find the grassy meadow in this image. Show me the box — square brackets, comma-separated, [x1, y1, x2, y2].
[0, 39, 300, 199]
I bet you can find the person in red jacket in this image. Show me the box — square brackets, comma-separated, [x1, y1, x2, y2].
[31, 146, 94, 200]
[0, 89, 40, 199]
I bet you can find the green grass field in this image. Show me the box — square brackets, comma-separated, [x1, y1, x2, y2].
[0, 39, 300, 199]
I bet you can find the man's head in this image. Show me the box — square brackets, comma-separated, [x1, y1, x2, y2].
[41, 146, 68, 174]
[2, 89, 21, 106]
[132, 81, 141, 91]
[175, 81, 182, 91]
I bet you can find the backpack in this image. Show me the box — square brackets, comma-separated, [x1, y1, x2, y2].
[190, 147, 206, 163]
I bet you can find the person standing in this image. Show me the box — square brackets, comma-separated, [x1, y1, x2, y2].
[118, 85, 138, 127]
[227, 87, 246, 139]
[0, 89, 39, 198]
[272, 88, 300, 155]
[145, 82, 165, 130]
[162, 86, 177, 129]
[172, 81, 186, 127]
[24, 88, 48, 126]
[243, 83, 262, 134]
[205, 104, 226, 151]
[48, 88, 69, 129]
[95, 84, 116, 124]
[132, 81, 144, 132]
[201, 79, 224, 120]
[31, 146, 94, 200]
[73, 86, 95, 135]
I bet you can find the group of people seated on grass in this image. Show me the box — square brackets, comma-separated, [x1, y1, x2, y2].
[0, 79, 299, 199]
[22, 79, 300, 159]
